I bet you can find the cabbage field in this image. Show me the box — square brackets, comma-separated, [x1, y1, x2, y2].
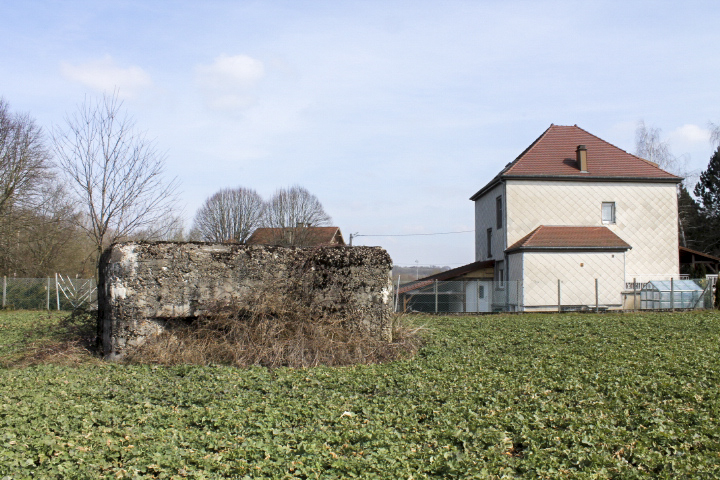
[1, 310, 720, 478]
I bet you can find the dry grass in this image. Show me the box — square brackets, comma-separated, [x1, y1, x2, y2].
[125, 279, 422, 368]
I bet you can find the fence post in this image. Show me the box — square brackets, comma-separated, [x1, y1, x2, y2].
[46, 278, 50, 310]
[460, 280, 470, 313]
[2, 276, 5, 308]
[557, 279, 561, 312]
[434, 280, 438, 313]
[55, 273, 60, 311]
[595, 278, 599, 313]
[633, 277, 637, 311]
[670, 278, 674, 311]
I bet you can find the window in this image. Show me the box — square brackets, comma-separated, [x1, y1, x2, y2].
[496, 196, 503, 229]
[495, 261, 505, 288]
[602, 202, 616, 224]
[486, 228, 492, 258]
[478, 284, 485, 299]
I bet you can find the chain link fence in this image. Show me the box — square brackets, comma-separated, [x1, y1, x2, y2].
[1, 276, 97, 311]
[396, 276, 718, 313]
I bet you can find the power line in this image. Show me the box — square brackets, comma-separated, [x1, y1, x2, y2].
[354, 230, 473, 238]
[393, 262, 469, 266]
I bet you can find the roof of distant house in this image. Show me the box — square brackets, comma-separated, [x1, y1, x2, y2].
[471, 124, 681, 200]
[246, 226, 345, 246]
[505, 225, 632, 253]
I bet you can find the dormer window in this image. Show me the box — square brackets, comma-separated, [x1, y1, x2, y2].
[602, 202, 615, 224]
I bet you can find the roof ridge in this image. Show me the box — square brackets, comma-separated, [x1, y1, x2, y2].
[571, 124, 680, 178]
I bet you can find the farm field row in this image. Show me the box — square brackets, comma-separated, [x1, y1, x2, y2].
[1, 310, 720, 478]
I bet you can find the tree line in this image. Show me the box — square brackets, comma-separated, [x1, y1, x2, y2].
[190, 184, 332, 246]
[3, 92, 718, 279]
[0, 93, 334, 279]
[1, 94, 184, 279]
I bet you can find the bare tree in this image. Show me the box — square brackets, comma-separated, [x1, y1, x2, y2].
[13, 182, 96, 277]
[0, 98, 63, 275]
[0, 98, 51, 215]
[634, 120, 677, 171]
[262, 185, 332, 246]
[709, 122, 720, 148]
[130, 214, 186, 242]
[192, 186, 263, 243]
[52, 93, 180, 271]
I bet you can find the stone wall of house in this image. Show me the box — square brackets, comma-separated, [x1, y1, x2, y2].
[98, 242, 394, 360]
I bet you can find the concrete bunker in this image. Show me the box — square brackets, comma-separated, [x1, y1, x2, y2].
[98, 242, 394, 360]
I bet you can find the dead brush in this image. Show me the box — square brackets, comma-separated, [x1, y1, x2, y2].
[125, 276, 422, 368]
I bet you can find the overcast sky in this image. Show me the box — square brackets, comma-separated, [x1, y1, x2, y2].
[2, 0, 718, 267]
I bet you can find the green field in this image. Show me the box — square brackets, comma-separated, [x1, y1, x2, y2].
[1, 310, 720, 479]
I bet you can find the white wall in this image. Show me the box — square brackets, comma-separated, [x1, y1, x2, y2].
[507, 252, 524, 308]
[522, 251, 626, 309]
[474, 183, 506, 262]
[505, 180, 679, 281]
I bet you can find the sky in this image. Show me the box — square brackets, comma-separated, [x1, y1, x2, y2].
[2, 0, 719, 267]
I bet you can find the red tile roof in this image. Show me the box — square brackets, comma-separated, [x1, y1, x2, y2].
[246, 227, 345, 246]
[471, 124, 681, 200]
[505, 226, 631, 253]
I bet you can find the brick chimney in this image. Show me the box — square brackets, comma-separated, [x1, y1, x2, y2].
[576, 145, 588, 172]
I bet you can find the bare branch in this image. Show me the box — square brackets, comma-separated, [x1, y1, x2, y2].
[261, 185, 332, 246]
[709, 122, 720, 148]
[52, 92, 180, 268]
[0, 98, 52, 215]
[634, 120, 676, 172]
[192, 186, 264, 243]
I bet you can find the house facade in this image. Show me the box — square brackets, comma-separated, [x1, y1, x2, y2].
[471, 124, 682, 311]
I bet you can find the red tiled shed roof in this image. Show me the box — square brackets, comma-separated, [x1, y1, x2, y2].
[471, 124, 681, 200]
[246, 227, 344, 246]
[505, 226, 632, 253]
[397, 260, 495, 294]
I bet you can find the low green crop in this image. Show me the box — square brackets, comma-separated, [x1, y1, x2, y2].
[1, 310, 719, 478]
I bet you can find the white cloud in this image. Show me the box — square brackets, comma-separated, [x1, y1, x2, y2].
[60, 55, 152, 97]
[195, 54, 265, 111]
[670, 124, 711, 144]
[196, 54, 265, 90]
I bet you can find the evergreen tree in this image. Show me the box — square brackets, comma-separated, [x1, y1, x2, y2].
[694, 147, 720, 255]
[678, 184, 702, 250]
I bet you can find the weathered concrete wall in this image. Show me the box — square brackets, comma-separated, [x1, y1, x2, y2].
[98, 242, 394, 360]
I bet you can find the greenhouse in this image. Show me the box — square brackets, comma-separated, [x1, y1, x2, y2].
[640, 279, 709, 310]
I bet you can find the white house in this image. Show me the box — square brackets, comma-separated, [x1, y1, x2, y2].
[470, 124, 681, 311]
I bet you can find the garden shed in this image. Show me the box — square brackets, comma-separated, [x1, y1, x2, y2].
[640, 280, 706, 310]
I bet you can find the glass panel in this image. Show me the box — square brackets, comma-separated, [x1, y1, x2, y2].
[602, 202, 615, 223]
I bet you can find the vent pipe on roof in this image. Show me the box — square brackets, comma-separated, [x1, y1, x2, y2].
[576, 145, 588, 172]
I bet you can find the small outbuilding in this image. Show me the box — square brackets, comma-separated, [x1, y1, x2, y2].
[640, 279, 708, 310]
[396, 260, 495, 313]
[679, 246, 720, 275]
